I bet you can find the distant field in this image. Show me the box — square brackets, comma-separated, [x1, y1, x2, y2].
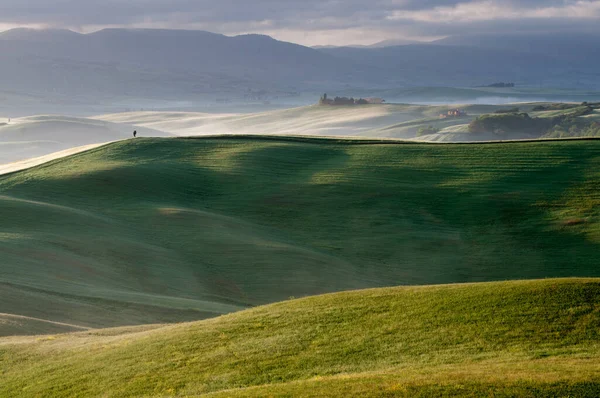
[0, 115, 171, 164]
[96, 101, 600, 142]
[1, 137, 600, 334]
[1, 102, 594, 168]
[334, 86, 600, 104]
[0, 143, 107, 175]
[2, 279, 600, 397]
[94, 103, 546, 140]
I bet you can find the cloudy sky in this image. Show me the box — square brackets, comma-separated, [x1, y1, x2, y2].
[0, 0, 599, 46]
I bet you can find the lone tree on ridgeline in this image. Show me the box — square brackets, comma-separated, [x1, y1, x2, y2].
[319, 93, 331, 104]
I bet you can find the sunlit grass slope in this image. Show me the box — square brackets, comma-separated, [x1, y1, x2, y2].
[1, 137, 600, 333]
[2, 279, 600, 397]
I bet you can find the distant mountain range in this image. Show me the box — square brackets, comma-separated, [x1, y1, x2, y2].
[317, 31, 600, 89]
[433, 32, 600, 60]
[0, 28, 598, 112]
[0, 28, 364, 96]
[313, 38, 421, 49]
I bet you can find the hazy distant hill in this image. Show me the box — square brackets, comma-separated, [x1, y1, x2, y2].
[434, 32, 600, 61]
[0, 28, 370, 98]
[318, 43, 600, 88]
[313, 38, 419, 49]
[366, 38, 422, 47]
[0, 28, 598, 113]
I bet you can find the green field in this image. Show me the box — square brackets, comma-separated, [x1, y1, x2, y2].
[2, 137, 600, 335]
[2, 279, 600, 397]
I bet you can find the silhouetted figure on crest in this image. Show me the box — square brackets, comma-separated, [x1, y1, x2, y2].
[133, 130, 137, 138]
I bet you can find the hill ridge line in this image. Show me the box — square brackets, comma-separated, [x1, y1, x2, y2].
[178, 134, 600, 145]
[8, 134, 599, 179]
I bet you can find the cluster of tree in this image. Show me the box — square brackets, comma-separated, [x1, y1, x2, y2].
[544, 121, 600, 138]
[319, 93, 370, 105]
[469, 113, 549, 135]
[416, 126, 441, 137]
[567, 105, 595, 117]
[469, 105, 596, 137]
[532, 103, 582, 111]
[494, 107, 520, 114]
[485, 82, 515, 88]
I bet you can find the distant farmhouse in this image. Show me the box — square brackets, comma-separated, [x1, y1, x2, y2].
[365, 97, 385, 104]
[439, 109, 468, 119]
[319, 93, 385, 106]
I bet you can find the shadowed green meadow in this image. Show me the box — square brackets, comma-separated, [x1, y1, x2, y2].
[1, 137, 600, 333]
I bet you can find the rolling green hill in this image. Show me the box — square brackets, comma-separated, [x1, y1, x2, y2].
[2, 137, 600, 334]
[1, 279, 600, 397]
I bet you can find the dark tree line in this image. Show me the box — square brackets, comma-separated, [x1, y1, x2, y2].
[469, 105, 596, 136]
[319, 93, 370, 105]
[485, 82, 515, 88]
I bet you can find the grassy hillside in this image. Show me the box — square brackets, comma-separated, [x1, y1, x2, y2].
[2, 137, 600, 334]
[1, 279, 600, 396]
